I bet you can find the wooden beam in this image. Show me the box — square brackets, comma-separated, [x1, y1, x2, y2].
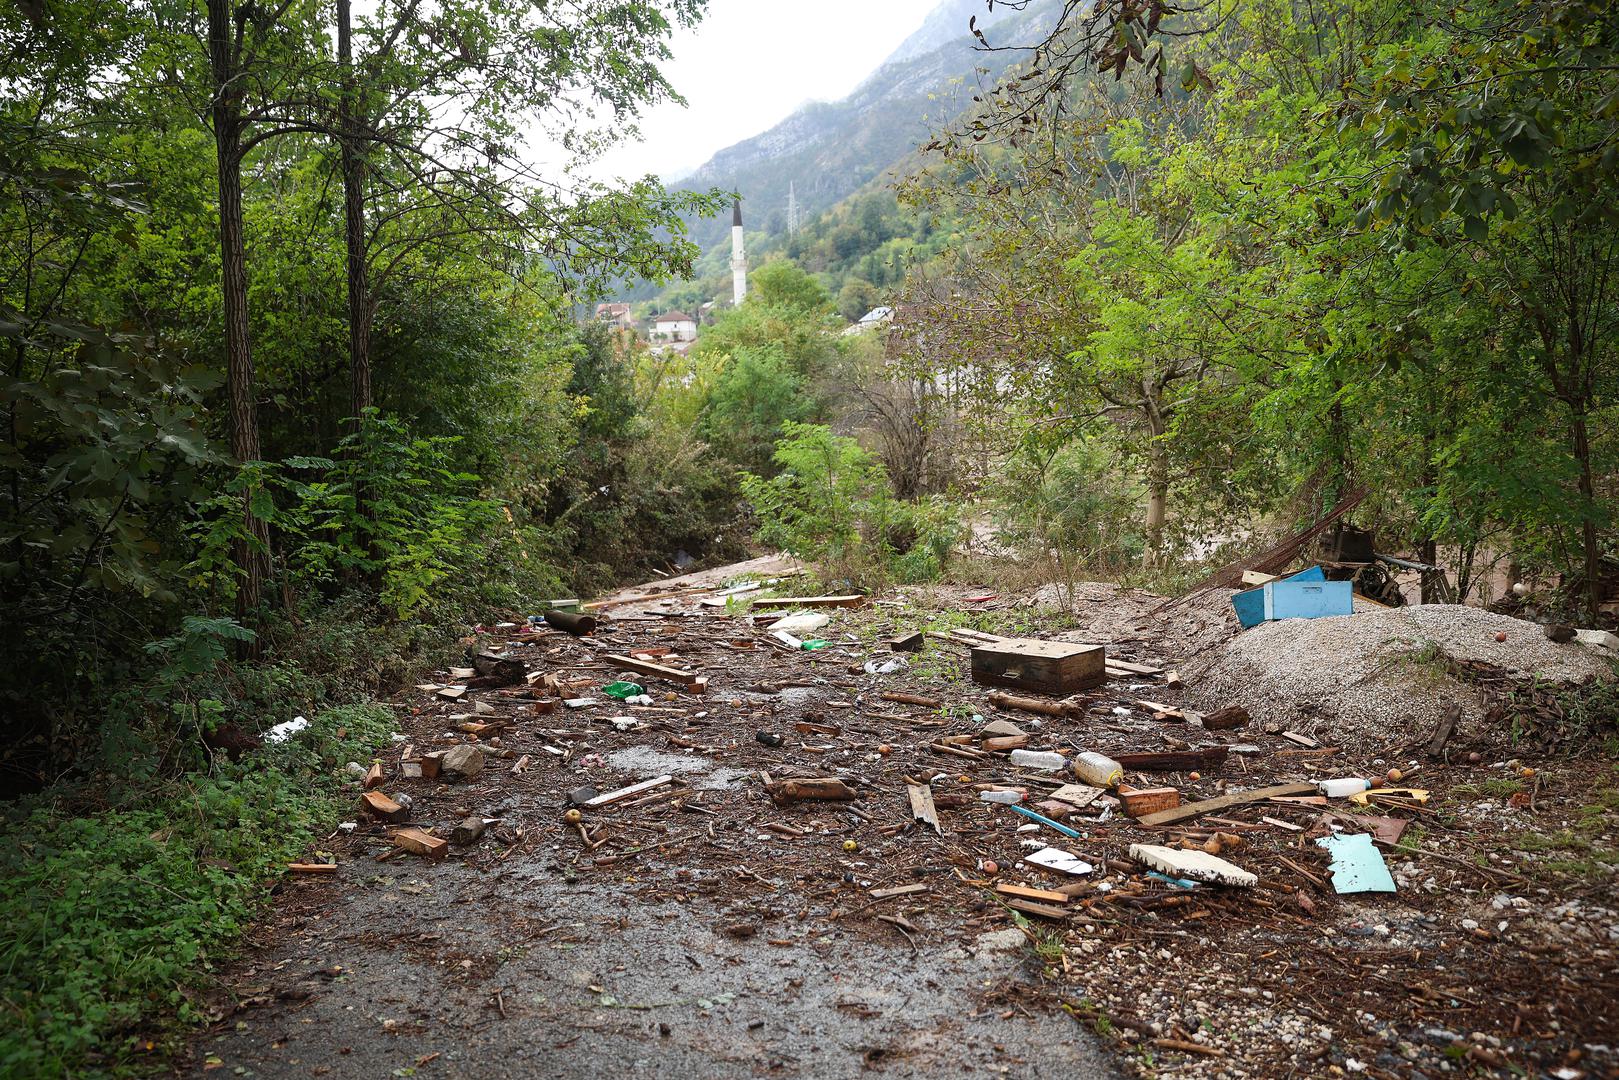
[604, 654, 698, 684]
[1136, 782, 1317, 827]
[907, 784, 942, 834]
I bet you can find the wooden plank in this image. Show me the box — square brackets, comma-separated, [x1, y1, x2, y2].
[869, 883, 929, 899]
[584, 775, 674, 807]
[888, 631, 925, 652]
[995, 882, 1070, 904]
[1106, 658, 1164, 675]
[1003, 898, 1070, 920]
[604, 654, 698, 684]
[907, 784, 942, 834]
[362, 761, 384, 790]
[1426, 701, 1461, 759]
[762, 594, 866, 608]
[287, 862, 339, 873]
[1114, 747, 1229, 772]
[1136, 782, 1318, 827]
[1048, 783, 1107, 809]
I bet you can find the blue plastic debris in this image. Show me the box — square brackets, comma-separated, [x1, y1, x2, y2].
[1231, 565, 1325, 628]
[1315, 832, 1396, 894]
[1146, 871, 1199, 889]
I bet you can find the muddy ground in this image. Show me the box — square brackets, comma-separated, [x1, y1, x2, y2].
[189, 563, 1619, 1079]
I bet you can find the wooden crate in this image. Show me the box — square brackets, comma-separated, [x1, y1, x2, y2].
[969, 638, 1105, 694]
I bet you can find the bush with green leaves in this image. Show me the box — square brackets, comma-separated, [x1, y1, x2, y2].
[0, 704, 394, 1078]
[741, 421, 960, 587]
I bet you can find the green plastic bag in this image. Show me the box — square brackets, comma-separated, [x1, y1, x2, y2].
[603, 681, 644, 699]
[800, 639, 829, 651]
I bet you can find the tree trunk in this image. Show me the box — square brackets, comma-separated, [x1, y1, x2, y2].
[1144, 436, 1168, 568]
[207, 0, 270, 628]
[1570, 406, 1601, 623]
[337, 0, 372, 424]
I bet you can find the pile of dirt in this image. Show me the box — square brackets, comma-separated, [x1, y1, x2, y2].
[1181, 605, 1615, 751]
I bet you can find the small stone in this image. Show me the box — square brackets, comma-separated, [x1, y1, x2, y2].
[440, 744, 485, 781]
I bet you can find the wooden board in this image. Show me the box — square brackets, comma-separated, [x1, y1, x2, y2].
[970, 638, 1105, 695]
[357, 790, 408, 823]
[584, 775, 674, 807]
[763, 594, 866, 608]
[1114, 747, 1229, 772]
[869, 883, 929, 899]
[604, 654, 698, 684]
[906, 784, 942, 834]
[1003, 898, 1070, 920]
[1136, 782, 1317, 827]
[995, 883, 1070, 904]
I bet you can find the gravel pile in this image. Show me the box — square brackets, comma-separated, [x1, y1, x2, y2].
[1180, 604, 1615, 750]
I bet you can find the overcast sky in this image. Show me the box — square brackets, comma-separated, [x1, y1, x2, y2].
[588, 0, 946, 182]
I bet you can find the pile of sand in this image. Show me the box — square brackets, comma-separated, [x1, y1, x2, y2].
[1181, 605, 1614, 751]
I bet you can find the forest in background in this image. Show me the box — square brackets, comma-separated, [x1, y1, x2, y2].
[1, 0, 1616, 1074]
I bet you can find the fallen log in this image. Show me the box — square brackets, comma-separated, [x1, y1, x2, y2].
[543, 609, 598, 635]
[988, 691, 1078, 718]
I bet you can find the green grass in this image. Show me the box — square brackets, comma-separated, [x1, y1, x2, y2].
[0, 704, 394, 1078]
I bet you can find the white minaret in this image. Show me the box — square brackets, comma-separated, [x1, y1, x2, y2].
[730, 198, 747, 305]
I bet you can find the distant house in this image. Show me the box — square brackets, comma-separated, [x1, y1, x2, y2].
[649, 310, 697, 342]
[841, 305, 894, 336]
[594, 302, 634, 330]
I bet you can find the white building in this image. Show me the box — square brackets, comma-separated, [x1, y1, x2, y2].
[649, 310, 697, 342]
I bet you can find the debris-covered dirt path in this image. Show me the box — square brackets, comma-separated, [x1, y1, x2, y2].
[191, 561, 1619, 1079]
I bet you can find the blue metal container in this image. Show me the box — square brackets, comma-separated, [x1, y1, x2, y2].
[1261, 579, 1352, 621]
[1231, 565, 1326, 628]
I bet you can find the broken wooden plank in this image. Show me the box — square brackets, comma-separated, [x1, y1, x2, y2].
[869, 883, 929, 899]
[391, 827, 448, 861]
[1114, 747, 1229, 772]
[1002, 898, 1070, 920]
[362, 761, 384, 790]
[584, 775, 674, 808]
[971, 639, 1105, 694]
[763, 594, 866, 608]
[906, 784, 942, 834]
[995, 882, 1070, 904]
[1130, 843, 1256, 887]
[1136, 782, 1317, 827]
[287, 862, 339, 873]
[605, 654, 698, 684]
[1047, 783, 1107, 810]
[1105, 658, 1163, 675]
[1426, 701, 1461, 759]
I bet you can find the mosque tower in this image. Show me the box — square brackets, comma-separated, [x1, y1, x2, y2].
[730, 198, 747, 305]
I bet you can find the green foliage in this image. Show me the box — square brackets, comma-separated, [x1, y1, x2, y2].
[699, 346, 813, 475]
[0, 704, 394, 1078]
[741, 422, 960, 587]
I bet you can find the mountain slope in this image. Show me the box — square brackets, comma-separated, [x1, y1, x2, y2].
[670, 0, 1055, 252]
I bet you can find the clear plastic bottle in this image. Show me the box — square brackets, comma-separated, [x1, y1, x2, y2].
[1009, 749, 1067, 771]
[1072, 751, 1123, 788]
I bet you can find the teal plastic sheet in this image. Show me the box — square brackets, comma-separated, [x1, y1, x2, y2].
[1315, 832, 1396, 894]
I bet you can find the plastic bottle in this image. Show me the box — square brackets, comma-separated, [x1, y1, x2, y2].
[1072, 751, 1124, 788]
[1318, 777, 1371, 797]
[979, 788, 1027, 804]
[1009, 748, 1067, 771]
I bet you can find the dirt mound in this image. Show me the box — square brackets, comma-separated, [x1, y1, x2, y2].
[1181, 605, 1614, 751]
